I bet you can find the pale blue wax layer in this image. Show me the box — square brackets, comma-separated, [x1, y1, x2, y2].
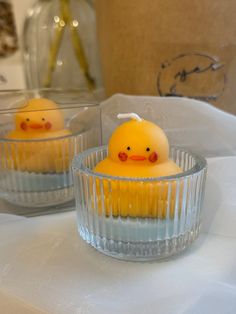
[0, 171, 73, 192]
[86, 213, 195, 241]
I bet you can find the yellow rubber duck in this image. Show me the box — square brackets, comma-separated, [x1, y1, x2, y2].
[4, 98, 72, 173]
[93, 113, 182, 218]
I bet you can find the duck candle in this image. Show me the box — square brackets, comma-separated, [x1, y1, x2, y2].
[4, 98, 72, 173]
[6, 98, 71, 140]
[93, 113, 182, 218]
[74, 111, 207, 261]
[0, 91, 102, 210]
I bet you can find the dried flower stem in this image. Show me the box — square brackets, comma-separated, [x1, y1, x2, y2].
[43, 15, 65, 87]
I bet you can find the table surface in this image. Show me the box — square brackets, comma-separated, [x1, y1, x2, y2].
[0, 95, 236, 314]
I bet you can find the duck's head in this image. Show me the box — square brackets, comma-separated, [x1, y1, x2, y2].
[108, 113, 169, 165]
[15, 98, 64, 133]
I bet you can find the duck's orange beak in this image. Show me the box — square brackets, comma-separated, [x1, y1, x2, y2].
[30, 123, 43, 129]
[130, 155, 147, 161]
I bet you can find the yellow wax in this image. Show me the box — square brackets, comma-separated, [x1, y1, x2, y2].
[3, 98, 73, 173]
[93, 180, 182, 219]
[93, 114, 182, 218]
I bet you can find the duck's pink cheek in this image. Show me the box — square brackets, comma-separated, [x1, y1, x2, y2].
[45, 122, 52, 130]
[149, 152, 158, 163]
[20, 122, 27, 130]
[118, 152, 128, 161]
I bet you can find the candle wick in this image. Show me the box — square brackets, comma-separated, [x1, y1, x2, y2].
[117, 113, 142, 121]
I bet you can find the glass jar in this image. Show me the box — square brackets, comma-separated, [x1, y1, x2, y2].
[23, 0, 102, 91]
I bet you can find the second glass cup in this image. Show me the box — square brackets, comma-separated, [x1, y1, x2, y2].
[0, 89, 101, 215]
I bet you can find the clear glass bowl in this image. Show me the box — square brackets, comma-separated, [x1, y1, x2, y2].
[72, 146, 207, 261]
[0, 89, 101, 215]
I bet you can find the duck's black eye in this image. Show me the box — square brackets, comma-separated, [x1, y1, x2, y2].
[26, 118, 30, 122]
[146, 147, 150, 152]
[42, 118, 45, 121]
[127, 146, 131, 151]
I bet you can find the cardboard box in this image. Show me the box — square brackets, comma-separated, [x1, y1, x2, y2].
[95, 0, 236, 114]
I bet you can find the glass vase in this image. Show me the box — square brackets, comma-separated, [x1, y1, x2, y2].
[23, 0, 102, 91]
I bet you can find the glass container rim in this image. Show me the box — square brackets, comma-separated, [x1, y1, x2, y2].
[72, 145, 207, 182]
[0, 129, 89, 143]
[0, 88, 99, 114]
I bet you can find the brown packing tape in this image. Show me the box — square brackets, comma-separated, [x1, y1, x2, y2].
[95, 0, 236, 115]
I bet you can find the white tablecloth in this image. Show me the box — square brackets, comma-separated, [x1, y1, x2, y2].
[0, 95, 236, 313]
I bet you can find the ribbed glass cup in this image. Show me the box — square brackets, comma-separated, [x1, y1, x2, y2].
[0, 129, 96, 208]
[73, 146, 207, 261]
[0, 89, 101, 214]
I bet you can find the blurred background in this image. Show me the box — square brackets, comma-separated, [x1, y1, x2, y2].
[1, 0, 236, 115]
